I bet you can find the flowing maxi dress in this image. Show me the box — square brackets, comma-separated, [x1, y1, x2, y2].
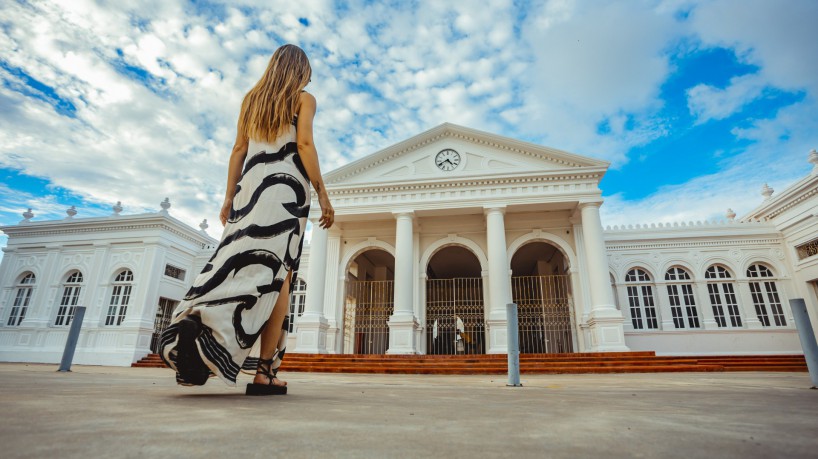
[159, 119, 310, 386]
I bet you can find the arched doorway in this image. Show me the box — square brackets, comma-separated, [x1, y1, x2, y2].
[343, 249, 395, 354]
[425, 246, 486, 355]
[510, 241, 575, 354]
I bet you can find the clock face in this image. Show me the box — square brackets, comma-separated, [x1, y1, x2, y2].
[435, 149, 461, 171]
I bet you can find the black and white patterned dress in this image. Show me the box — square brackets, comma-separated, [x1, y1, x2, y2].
[160, 119, 309, 386]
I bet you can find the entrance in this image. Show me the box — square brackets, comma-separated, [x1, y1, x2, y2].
[425, 246, 486, 355]
[150, 297, 178, 353]
[342, 249, 395, 354]
[510, 241, 575, 354]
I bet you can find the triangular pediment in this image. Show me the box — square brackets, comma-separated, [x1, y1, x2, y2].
[324, 123, 609, 187]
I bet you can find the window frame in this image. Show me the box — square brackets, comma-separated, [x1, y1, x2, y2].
[664, 266, 700, 329]
[105, 269, 134, 326]
[7, 272, 36, 327]
[55, 271, 83, 327]
[705, 265, 742, 328]
[625, 268, 659, 330]
[746, 264, 786, 327]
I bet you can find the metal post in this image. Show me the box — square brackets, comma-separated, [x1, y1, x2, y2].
[789, 299, 818, 388]
[507, 302, 522, 387]
[58, 306, 86, 372]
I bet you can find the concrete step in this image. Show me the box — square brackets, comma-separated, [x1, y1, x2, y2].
[132, 353, 808, 374]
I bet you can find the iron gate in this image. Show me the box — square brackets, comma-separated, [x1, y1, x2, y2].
[150, 297, 178, 353]
[343, 280, 394, 354]
[425, 278, 486, 355]
[511, 275, 575, 354]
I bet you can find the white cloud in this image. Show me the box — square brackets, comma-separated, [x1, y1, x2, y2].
[686, 74, 767, 123]
[518, 0, 682, 164]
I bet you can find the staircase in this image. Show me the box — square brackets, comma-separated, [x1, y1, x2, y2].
[132, 352, 808, 374]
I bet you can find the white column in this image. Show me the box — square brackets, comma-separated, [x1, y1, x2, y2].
[294, 223, 329, 353]
[485, 206, 512, 354]
[580, 203, 629, 351]
[387, 211, 418, 354]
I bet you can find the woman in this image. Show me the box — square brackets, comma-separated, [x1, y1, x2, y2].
[159, 44, 334, 395]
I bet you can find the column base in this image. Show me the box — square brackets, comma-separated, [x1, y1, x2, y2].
[293, 315, 329, 354]
[486, 319, 508, 354]
[387, 314, 419, 354]
[587, 308, 630, 352]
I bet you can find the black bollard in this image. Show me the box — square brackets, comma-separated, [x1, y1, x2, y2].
[789, 299, 818, 389]
[58, 306, 86, 372]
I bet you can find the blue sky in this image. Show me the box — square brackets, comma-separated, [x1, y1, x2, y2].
[1, 0, 817, 260]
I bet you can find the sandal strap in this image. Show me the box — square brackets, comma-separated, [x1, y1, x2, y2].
[256, 358, 278, 386]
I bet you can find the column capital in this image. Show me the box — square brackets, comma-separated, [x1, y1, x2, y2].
[483, 205, 507, 215]
[578, 201, 603, 211]
[392, 210, 415, 219]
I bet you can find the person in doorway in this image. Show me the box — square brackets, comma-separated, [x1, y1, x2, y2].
[159, 44, 334, 395]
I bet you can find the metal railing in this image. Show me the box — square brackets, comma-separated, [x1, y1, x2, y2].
[342, 280, 394, 354]
[511, 275, 575, 354]
[150, 297, 178, 353]
[425, 278, 486, 355]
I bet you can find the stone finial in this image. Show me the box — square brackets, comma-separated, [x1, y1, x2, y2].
[761, 183, 774, 200]
[20, 208, 34, 224]
[112, 201, 123, 216]
[65, 205, 77, 219]
[199, 219, 209, 233]
[726, 208, 736, 222]
[159, 197, 171, 214]
[809, 149, 818, 175]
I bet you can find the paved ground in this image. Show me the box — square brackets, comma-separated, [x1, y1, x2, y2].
[1, 363, 816, 458]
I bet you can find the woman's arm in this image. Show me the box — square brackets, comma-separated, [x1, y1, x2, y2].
[219, 126, 249, 226]
[296, 92, 334, 229]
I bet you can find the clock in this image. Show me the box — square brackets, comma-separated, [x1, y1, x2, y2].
[435, 149, 461, 171]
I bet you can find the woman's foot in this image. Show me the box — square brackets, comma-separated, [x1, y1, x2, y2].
[253, 373, 287, 386]
[246, 358, 287, 395]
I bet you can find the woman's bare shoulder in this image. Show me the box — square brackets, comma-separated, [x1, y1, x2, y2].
[299, 91, 316, 106]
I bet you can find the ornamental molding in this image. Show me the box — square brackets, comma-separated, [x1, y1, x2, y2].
[321, 172, 603, 197]
[742, 174, 818, 221]
[605, 238, 783, 251]
[2, 223, 212, 248]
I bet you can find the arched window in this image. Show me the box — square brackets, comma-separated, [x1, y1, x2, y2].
[105, 270, 134, 326]
[287, 278, 307, 333]
[747, 264, 786, 327]
[625, 268, 658, 330]
[705, 265, 742, 328]
[665, 267, 700, 329]
[7, 272, 35, 326]
[55, 271, 83, 326]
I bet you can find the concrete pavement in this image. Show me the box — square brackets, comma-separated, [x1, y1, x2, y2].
[0, 363, 816, 458]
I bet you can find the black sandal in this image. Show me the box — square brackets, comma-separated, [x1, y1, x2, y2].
[175, 316, 210, 386]
[246, 358, 288, 395]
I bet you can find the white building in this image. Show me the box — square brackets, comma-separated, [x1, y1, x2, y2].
[1, 124, 816, 365]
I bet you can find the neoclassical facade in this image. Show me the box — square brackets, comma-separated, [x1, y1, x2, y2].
[293, 124, 814, 357]
[1, 124, 816, 365]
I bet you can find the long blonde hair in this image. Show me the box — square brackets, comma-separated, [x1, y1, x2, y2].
[238, 44, 312, 142]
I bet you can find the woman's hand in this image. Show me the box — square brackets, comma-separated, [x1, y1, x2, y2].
[317, 190, 334, 229]
[219, 198, 233, 226]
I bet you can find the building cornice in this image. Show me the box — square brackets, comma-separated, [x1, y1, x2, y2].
[742, 173, 818, 221]
[1, 213, 217, 248]
[606, 238, 783, 251]
[321, 170, 605, 196]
